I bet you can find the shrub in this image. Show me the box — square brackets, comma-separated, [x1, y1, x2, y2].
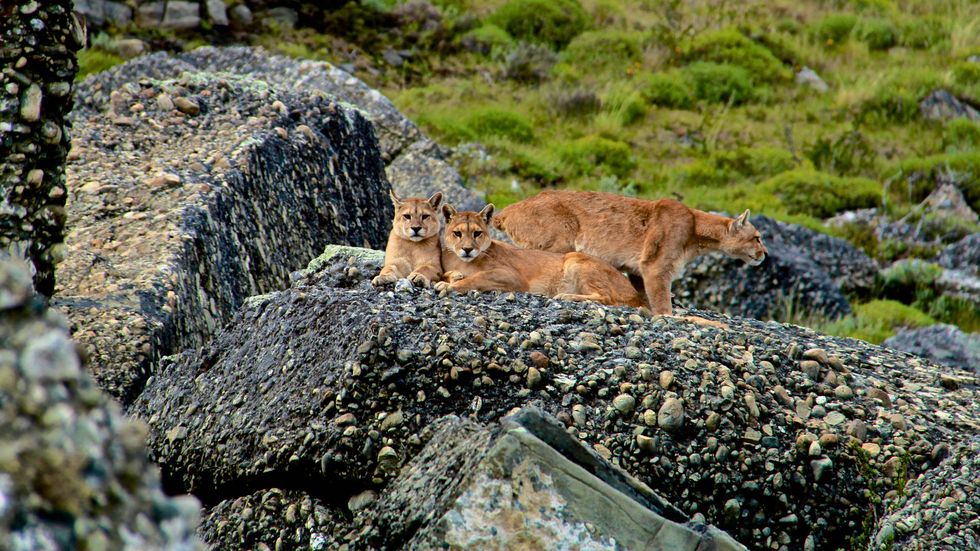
[549, 87, 601, 117]
[500, 42, 558, 83]
[805, 130, 878, 176]
[464, 107, 535, 143]
[952, 61, 980, 86]
[637, 71, 693, 109]
[712, 147, 798, 181]
[898, 15, 947, 50]
[879, 259, 942, 303]
[557, 135, 636, 178]
[680, 62, 755, 104]
[490, 0, 589, 49]
[857, 68, 943, 123]
[853, 18, 898, 51]
[885, 152, 980, 210]
[503, 146, 563, 184]
[817, 299, 936, 344]
[77, 47, 124, 81]
[944, 119, 980, 152]
[601, 81, 647, 126]
[757, 169, 882, 218]
[461, 24, 514, 55]
[683, 28, 790, 82]
[812, 14, 859, 46]
[559, 30, 643, 73]
[757, 32, 806, 67]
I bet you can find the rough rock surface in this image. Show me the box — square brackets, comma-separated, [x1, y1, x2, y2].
[872, 436, 980, 550]
[55, 58, 391, 402]
[936, 233, 980, 274]
[883, 324, 980, 372]
[1, 0, 83, 296]
[919, 89, 980, 122]
[132, 248, 980, 551]
[0, 259, 204, 550]
[675, 215, 877, 320]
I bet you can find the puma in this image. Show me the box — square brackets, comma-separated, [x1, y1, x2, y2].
[371, 191, 443, 288]
[493, 190, 768, 315]
[437, 204, 646, 308]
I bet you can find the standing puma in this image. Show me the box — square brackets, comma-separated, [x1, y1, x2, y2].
[493, 190, 768, 315]
[372, 191, 444, 288]
[437, 204, 646, 308]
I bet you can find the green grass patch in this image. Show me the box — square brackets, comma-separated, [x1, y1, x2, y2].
[884, 151, 980, 210]
[559, 29, 644, 73]
[680, 62, 756, 104]
[898, 15, 948, 50]
[77, 47, 124, 81]
[943, 119, 980, 152]
[853, 18, 899, 51]
[490, 0, 589, 49]
[461, 23, 515, 54]
[757, 169, 882, 218]
[816, 299, 937, 344]
[637, 70, 693, 108]
[464, 107, 536, 143]
[855, 68, 945, 123]
[556, 135, 636, 178]
[812, 14, 859, 47]
[683, 28, 790, 83]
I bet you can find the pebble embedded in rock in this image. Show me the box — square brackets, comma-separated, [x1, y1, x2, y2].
[174, 96, 200, 115]
[613, 393, 636, 415]
[526, 367, 542, 389]
[657, 397, 684, 432]
[803, 348, 829, 365]
[659, 370, 674, 389]
[810, 458, 833, 482]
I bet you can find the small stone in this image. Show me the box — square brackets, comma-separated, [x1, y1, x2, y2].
[705, 412, 721, 431]
[889, 413, 907, 431]
[833, 385, 854, 399]
[799, 360, 821, 379]
[845, 419, 867, 441]
[931, 443, 950, 463]
[867, 388, 891, 406]
[613, 393, 636, 415]
[882, 456, 903, 478]
[380, 410, 403, 431]
[334, 413, 356, 426]
[803, 348, 829, 364]
[636, 434, 655, 453]
[20, 84, 42, 122]
[825, 411, 846, 426]
[723, 498, 740, 522]
[659, 370, 674, 389]
[773, 385, 792, 407]
[347, 490, 376, 512]
[377, 446, 399, 473]
[624, 346, 642, 359]
[861, 442, 881, 457]
[810, 458, 833, 482]
[642, 409, 657, 427]
[529, 351, 548, 369]
[572, 405, 587, 427]
[156, 93, 174, 111]
[657, 397, 685, 432]
[744, 392, 760, 418]
[743, 428, 762, 444]
[526, 367, 542, 389]
[796, 401, 811, 419]
[174, 97, 200, 115]
[808, 441, 822, 457]
[593, 443, 612, 460]
[818, 433, 839, 448]
[796, 432, 817, 453]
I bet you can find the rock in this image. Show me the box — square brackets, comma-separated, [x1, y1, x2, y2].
[205, 0, 229, 26]
[385, 140, 485, 210]
[675, 215, 876, 320]
[104, 1, 133, 27]
[795, 66, 829, 92]
[920, 89, 980, 122]
[115, 38, 146, 59]
[883, 324, 980, 372]
[0, 259, 204, 548]
[135, 2, 165, 27]
[936, 234, 980, 275]
[527, 366, 542, 389]
[57, 54, 392, 402]
[228, 3, 253, 28]
[130, 250, 980, 550]
[162, 1, 200, 30]
[261, 7, 298, 29]
[657, 397, 685, 432]
[613, 393, 636, 415]
[74, 0, 106, 27]
[810, 458, 833, 482]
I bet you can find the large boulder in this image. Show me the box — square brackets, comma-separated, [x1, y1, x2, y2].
[0, 259, 203, 549]
[883, 324, 980, 372]
[131, 248, 980, 551]
[55, 59, 392, 402]
[674, 215, 878, 320]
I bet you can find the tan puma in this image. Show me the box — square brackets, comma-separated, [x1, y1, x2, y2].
[436, 204, 646, 308]
[493, 190, 768, 315]
[372, 191, 443, 288]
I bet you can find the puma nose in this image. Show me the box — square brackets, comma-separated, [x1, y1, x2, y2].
[462, 247, 473, 254]
[411, 226, 422, 233]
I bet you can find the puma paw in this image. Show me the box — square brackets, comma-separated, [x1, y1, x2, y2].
[371, 272, 397, 287]
[407, 271, 431, 288]
[434, 281, 452, 292]
[444, 270, 465, 282]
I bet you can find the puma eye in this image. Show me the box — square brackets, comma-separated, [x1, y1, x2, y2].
[403, 214, 411, 220]
[473, 231, 483, 238]
[421, 214, 430, 220]
[453, 231, 462, 238]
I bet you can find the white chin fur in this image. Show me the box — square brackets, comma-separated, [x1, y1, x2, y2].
[409, 234, 425, 241]
[457, 254, 476, 262]
[749, 257, 765, 266]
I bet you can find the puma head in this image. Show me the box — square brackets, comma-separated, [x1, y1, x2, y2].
[390, 190, 442, 241]
[724, 209, 768, 266]
[442, 204, 494, 262]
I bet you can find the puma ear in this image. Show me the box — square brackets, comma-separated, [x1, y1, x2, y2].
[442, 203, 457, 222]
[479, 203, 495, 225]
[389, 189, 403, 207]
[427, 192, 443, 209]
[730, 209, 749, 233]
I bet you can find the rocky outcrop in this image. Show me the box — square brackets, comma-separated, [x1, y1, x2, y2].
[675, 215, 878, 320]
[0, 259, 204, 550]
[1, 0, 84, 296]
[55, 56, 392, 402]
[872, 436, 980, 550]
[920, 89, 980, 122]
[132, 248, 980, 551]
[883, 324, 980, 372]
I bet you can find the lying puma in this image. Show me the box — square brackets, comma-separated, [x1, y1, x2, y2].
[371, 190, 443, 288]
[493, 190, 768, 315]
[437, 204, 645, 308]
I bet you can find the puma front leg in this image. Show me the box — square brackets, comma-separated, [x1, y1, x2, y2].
[639, 263, 674, 315]
[407, 263, 441, 288]
[372, 261, 409, 287]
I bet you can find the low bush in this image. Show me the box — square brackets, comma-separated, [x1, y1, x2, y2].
[460, 24, 514, 54]
[943, 119, 980, 152]
[853, 18, 898, 51]
[683, 28, 790, 83]
[600, 81, 647, 126]
[559, 29, 644, 73]
[490, 0, 589, 49]
[680, 62, 755, 104]
[898, 15, 948, 50]
[812, 14, 859, 46]
[757, 169, 882, 218]
[500, 42, 558, 83]
[817, 299, 936, 344]
[878, 259, 980, 331]
[857, 68, 943, 123]
[549, 87, 601, 117]
[675, 147, 798, 187]
[884, 152, 980, 210]
[805, 129, 878, 176]
[952, 61, 980, 86]
[637, 71, 693, 109]
[557, 135, 636, 178]
[464, 107, 536, 143]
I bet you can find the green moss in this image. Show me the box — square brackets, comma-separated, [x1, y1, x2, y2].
[853, 18, 898, 51]
[559, 30, 643, 73]
[462, 23, 515, 54]
[898, 15, 948, 50]
[683, 28, 790, 83]
[680, 62, 756, 104]
[637, 71, 693, 109]
[757, 170, 882, 218]
[557, 135, 636, 178]
[464, 107, 535, 143]
[812, 14, 859, 46]
[857, 68, 944, 123]
[885, 152, 980, 210]
[818, 299, 937, 344]
[76, 47, 124, 81]
[490, 0, 589, 49]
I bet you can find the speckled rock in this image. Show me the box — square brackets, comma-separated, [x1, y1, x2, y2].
[0, 259, 204, 550]
[675, 215, 876, 320]
[883, 324, 980, 372]
[54, 58, 392, 402]
[132, 249, 980, 551]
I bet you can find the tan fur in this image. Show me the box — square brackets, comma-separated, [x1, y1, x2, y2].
[372, 191, 444, 288]
[493, 190, 768, 315]
[437, 204, 646, 308]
